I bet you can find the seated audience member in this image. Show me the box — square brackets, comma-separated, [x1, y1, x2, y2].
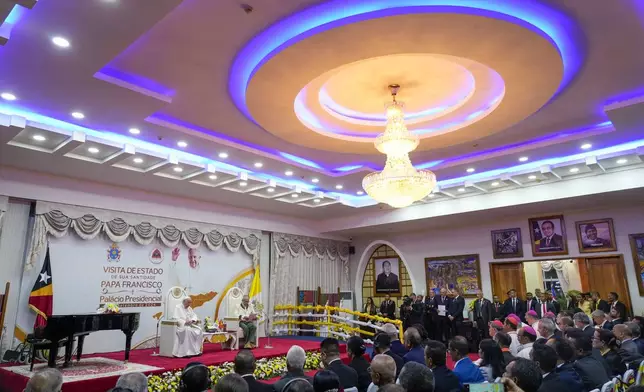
[531, 343, 580, 392]
[114, 372, 148, 392]
[627, 322, 644, 355]
[313, 370, 341, 392]
[547, 337, 584, 391]
[382, 323, 407, 358]
[347, 336, 371, 392]
[503, 358, 542, 392]
[614, 324, 639, 355]
[377, 385, 405, 392]
[282, 380, 314, 392]
[504, 316, 521, 355]
[593, 328, 626, 376]
[412, 323, 430, 347]
[489, 320, 504, 338]
[478, 339, 505, 382]
[24, 368, 63, 392]
[449, 336, 484, 384]
[592, 310, 613, 330]
[274, 346, 313, 392]
[235, 349, 273, 392]
[372, 333, 403, 377]
[425, 340, 461, 392]
[573, 312, 594, 337]
[525, 311, 540, 333]
[402, 327, 425, 365]
[397, 362, 434, 392]
[610, 308, 624, 325]
[181, 362, 213, 392]
[556, 317, 574, 335]
[367, 354, 396, 392]
[566, 329, 610, 391]
[516, 327, 537, 359]
[537, 318, 557, 341]
[494, 332, 516, 365]
[320, 338, 358, 390]
[215, 374, 250, 392]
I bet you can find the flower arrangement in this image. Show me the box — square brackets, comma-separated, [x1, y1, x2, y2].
[97, 303, 121, 314]
[204, 317, 217, 331]
[146, 351, 321, 391]
[467, 300, 476, 312]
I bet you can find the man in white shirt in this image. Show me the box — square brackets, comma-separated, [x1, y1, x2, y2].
[516, 326, 537, 359]
[173, 297, 203, 357]
[235, 294, 257, 348]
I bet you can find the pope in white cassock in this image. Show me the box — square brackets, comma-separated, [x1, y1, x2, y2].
[173, 297, 204, 357]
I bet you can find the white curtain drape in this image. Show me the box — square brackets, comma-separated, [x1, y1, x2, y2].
[541, 260, 572, 293]
[0, 195, 8, 233]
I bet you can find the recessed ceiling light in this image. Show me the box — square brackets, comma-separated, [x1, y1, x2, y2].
[71, 111, 85, 119]
[267, 187, 275, 193]
[52, 36, 70, 48]
[254, 162, 263, 168]
[528, 175, 537, 180]
[580, 143, 592, 150]
[616, 158, 628, 164]
[291, 193, 299, 198]
[285, 170, 293, 176]
[313, 199, 321, 203]
[87, 147, 100, 154]
[466, 168, 475, 173]
[491, 182, 500, 186]
[177, 141, 188, 148]
[173, 167, 183, 173]
[1, 92, 16, 101]
[239, 181, 247, 187]
[569, 167, 579, 173]
[357, 191, 364, 195]
[335, 184, 343, 189]
[519, 156, 529, 162]
[133, 158, 144, 164]
[218, 152, 228, 159]
[209, 174, 217, 180]
[32, 134, 46, 141]
[457, 188, 466, 192]
[129, 128, 141, 135]
[311, 178, 319, 183]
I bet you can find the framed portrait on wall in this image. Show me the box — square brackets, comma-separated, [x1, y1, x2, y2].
[373, 256, 401, 296]
[575, 218, 617, 253]
[629, 233, 644, 296]
[528, 215, 568, 256]
[424, 254, 481, 298]
[491, 228, 523, 259]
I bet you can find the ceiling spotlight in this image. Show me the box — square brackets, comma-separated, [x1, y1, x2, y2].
[528, 175, 537, 180]
[616, 158, 628, 164]
[291, 193, 299, 198]
[239, 181, 247, 187]
[177, 141, 188, 148]
[313, 199, 321, 203]
[580, 143, 592, 150]
[71, 112, 85, 119]
[335, 184, 343, 189]
[519, 156, 529, 162]
[32, 134, 46, 141]
[491, 182, 500, 186]
[173, 167, 183, 173]
[1, 92, 16, 101]
[133, 158, 144, 164]
[129, 128, 141, 135]
[209, 174, 217, 180]
[267, 187, 275, 193]
[357, 191, 364, 195]
[466, 168, 475, 173]
[569, 167, 579, 173]
[88, 147, 100, 154]
[218, 152, 228, 159]
[284, 170, 294, 176]
[311, 178, 319, 183]
[254, 162, 263, 168]
[52, 36, 70, 48]
[457, 188, 466, 192]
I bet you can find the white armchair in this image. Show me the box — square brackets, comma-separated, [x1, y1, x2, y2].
[159, 286, 188, 357]
[224, 287, 258, 349]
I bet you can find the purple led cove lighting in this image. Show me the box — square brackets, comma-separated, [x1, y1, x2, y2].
[94, 67, 175, 102]
[229, 0, 582, 123]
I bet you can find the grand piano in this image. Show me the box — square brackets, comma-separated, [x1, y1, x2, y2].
[40, 312, 140, 368]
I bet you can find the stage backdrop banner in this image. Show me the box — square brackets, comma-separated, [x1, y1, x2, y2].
[15, 233, 255, 354]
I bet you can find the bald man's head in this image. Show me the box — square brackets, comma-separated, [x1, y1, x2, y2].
[370, 354, 396, 386]
[25, 368, 63, 392]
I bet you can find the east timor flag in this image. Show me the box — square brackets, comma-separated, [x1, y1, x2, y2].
[29, 246, 53, 328]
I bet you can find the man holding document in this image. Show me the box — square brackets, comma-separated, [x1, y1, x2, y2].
[434, 288, 452, 343]
[236, 294, 258, 348]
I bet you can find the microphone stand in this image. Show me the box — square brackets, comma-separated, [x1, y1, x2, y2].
[151, 318, 161, 356]
[262, 310, 272, 349]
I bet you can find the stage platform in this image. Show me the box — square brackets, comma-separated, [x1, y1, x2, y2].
[0, 337, 334, 392]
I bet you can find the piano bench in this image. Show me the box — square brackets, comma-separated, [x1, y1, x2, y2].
[26, 336, 70, 371]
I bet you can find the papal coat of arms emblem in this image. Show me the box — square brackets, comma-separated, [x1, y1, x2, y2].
[107, 243, 122, 262]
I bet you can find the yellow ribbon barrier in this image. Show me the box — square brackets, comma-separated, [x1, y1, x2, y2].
[273, 320, 375, 337]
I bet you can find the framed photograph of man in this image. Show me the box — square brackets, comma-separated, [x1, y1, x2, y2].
[491, 228, 523, 259]
[629, 233, 644, 296]
[373, 256, 401, 296]
[529, 215, 568, 256]
[575, 218, 617, 253]
[424, 254, 482, 298]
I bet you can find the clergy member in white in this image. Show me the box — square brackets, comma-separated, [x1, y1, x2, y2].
[235, 295, 257, 349]
[173, 297, 204, 357]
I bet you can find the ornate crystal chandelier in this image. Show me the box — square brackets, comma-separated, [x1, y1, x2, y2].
[362, 84, 437, 208]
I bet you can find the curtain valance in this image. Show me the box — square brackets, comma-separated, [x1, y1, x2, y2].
[27, 201, 261, 270]
[273, 233, 350, 261]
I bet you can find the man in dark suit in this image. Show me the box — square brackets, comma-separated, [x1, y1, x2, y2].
[473, 290, 493, 339]
[613, 324, 639, 355]
[435, 288, 452, 343]
[547, 292, 561, 315]
[379, 294, 396, 319]
[320, 338, 358, 390]
[449, 336, 484, 384]
[503, 289, 525, 321]
[591, 310, 613, 330]
[448, 288, 465, 337]
[346, 336, 370, 392]
[608, 292, 628, 319]
[492, 295, 503, 320]
[532, 343, 583, 392]
[537, 220, 564, 251]
[424, 290, 437, 340]
[567, 330, 610, 391]
[536, 292, 556, 318]
[572, 312, 595, 338]
[551, 337, 585, 392]
[235, 349, 274, 392]
[372, 333, 404, 377]
[382, 323, 407, 358]
[526, 292, 537, 313]
[375, 260, 400, 293]
[592, 292, 610, 313]
[425, 340, 461, 392]
[273, 346, 313, 392]
[403, 327, 425, 365]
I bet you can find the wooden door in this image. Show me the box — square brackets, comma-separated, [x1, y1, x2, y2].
[586, 256, 633, 316]
[490, 263, 526, 300]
